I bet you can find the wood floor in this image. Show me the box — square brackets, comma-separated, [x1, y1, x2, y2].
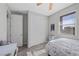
[17, 42, 48, 56]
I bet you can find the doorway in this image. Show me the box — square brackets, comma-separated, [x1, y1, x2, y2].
[11, 14, 23, 46]
[7, 11, 28, 47]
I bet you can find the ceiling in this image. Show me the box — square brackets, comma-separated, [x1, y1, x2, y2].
[7, 3, 73, 16]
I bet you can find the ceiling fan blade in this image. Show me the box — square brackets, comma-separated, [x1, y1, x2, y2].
[37, 3, 42, 6]
[49, 3, 53, 11]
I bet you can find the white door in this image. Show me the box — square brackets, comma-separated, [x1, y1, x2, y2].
[11, 14, 23, 47]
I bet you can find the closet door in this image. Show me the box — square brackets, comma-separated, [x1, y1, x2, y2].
[11, 14, 23, 47]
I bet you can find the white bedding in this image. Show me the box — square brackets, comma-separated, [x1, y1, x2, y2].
[0, 43, 17, 56]
[46, 38, 79, 56]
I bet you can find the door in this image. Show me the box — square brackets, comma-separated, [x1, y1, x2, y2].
[11, 14, 23, 47]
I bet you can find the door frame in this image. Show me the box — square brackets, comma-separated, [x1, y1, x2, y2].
[7, 10, 28, 47]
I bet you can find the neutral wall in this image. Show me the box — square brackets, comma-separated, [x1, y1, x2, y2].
[49, 4, 79, 39]
[28, 11, 48, 48]
[0, 4, 8, 41]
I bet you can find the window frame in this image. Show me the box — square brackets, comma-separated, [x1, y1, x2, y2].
[60, 11, 76, 35]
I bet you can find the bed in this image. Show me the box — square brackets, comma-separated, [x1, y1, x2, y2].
[0, 43, 18, 56]
[46, 38, 79, 56]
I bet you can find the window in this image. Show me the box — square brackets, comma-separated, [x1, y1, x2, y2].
[51, 24, 55, 31]
[60, 12, 76, 35]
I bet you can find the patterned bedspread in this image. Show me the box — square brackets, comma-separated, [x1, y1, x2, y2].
[46, 38, 79, 56]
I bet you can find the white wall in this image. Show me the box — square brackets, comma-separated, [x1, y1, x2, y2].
[0, 4, 8, 41]
[49, 4, 79, 39]
[28, 11, 48, 48]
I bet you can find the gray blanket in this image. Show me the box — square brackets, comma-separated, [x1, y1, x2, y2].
[46, 38, 79, 56]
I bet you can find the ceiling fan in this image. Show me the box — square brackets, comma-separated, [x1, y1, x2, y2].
[37, 3, 53, 11]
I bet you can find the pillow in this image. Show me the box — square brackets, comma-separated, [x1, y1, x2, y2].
[0, 41, 7, 46]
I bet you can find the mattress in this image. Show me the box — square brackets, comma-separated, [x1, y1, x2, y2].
[46, 38, 79, 56]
